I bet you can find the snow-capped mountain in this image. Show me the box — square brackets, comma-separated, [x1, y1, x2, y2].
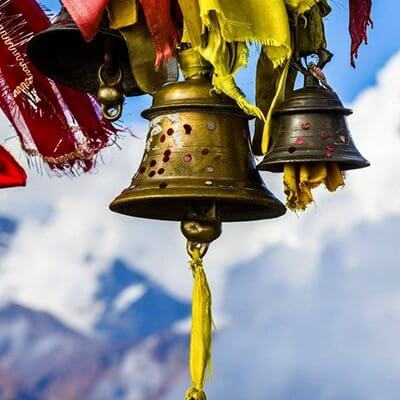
[0, 216, 190, 400]
[95, 259, 190, 344]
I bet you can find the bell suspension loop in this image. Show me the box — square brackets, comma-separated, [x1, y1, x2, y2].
[97, 45, 125, 121]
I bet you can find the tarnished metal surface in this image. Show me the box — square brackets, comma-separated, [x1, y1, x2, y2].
[258, 74, 370, 172]
[110, 50, 286, 222]
[27, 7, 177, 96]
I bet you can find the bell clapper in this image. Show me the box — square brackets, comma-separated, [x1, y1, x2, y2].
[97, 62, 125, 122]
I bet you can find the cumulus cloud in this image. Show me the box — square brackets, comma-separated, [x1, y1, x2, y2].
[0, 49, 399, 334]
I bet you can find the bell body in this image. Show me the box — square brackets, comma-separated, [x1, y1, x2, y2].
[27, 7, 175, 96]
[258, 76, 370, 172]
[110, 76, 286, 222]
[27, 7, 138, 95]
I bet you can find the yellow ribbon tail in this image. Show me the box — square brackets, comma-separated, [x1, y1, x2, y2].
[186, 248, 213, 400]
[284, 162, 345, 211]
[211, 74, 264, 120]
[261, 58, 291, 154]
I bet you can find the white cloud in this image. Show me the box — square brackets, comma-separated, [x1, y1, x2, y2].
[0, 52, 399, 334]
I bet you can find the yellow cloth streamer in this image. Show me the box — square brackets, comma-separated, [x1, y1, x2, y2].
[108, 0, 138, 29]
[284, 162, 345, 211]
[178, 0, 291, 120]
[186, 248, 212, 400]
[253, 55, 297, 154]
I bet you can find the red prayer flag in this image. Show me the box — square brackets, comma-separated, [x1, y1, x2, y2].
[139, 0, 182, 69]
[0, 146, 26, 188]
[0, 0, 118, 173]
[349, 0, 373, 67]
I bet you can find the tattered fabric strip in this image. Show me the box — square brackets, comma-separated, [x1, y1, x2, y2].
[0, 0, 117, 173]
[179, 0, 291, 122]
[0, 145, 26, 188]
[284, 162, 344, 211]
[349, 0, 372, 67]
[61, 0, 108, 42]
[138, 0, 182, 69]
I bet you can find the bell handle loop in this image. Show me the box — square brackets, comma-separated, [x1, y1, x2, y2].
[291, 48, 333, 77]
[101, 103, 123, 122]
[98, 64, 123, 87]
[187, 241, 209, 259]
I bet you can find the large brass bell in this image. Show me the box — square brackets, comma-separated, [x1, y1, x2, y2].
[258, 57, 370, 172]
[110, 49, 286, 225]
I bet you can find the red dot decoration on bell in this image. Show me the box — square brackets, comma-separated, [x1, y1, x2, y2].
[320, 130, 329, 140]
[184, 154, 192, 162]
[325, 144, 335, 158]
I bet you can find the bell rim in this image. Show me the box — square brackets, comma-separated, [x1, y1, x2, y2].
[141, 104, 253, 120]
[257, 158, 371, 172]
[273, 106, 353, 116]
[109, 186, 287, 222]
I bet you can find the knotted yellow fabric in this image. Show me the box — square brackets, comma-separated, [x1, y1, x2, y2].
[186, 247, 212, 400]
[284, 162, 345, 211]
[178, 0, 291, 120]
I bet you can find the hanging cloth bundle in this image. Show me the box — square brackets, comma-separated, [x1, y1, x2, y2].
[0, 0, 118, 173]
[284, 162, 344, 211]
[178, 0, 291, 121]
[0, 146, 27, 189]
[349, 0, 373, 67]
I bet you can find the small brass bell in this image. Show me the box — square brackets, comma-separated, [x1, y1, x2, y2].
[258, 58, 370, 172]
[110, 49, 286, 224]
